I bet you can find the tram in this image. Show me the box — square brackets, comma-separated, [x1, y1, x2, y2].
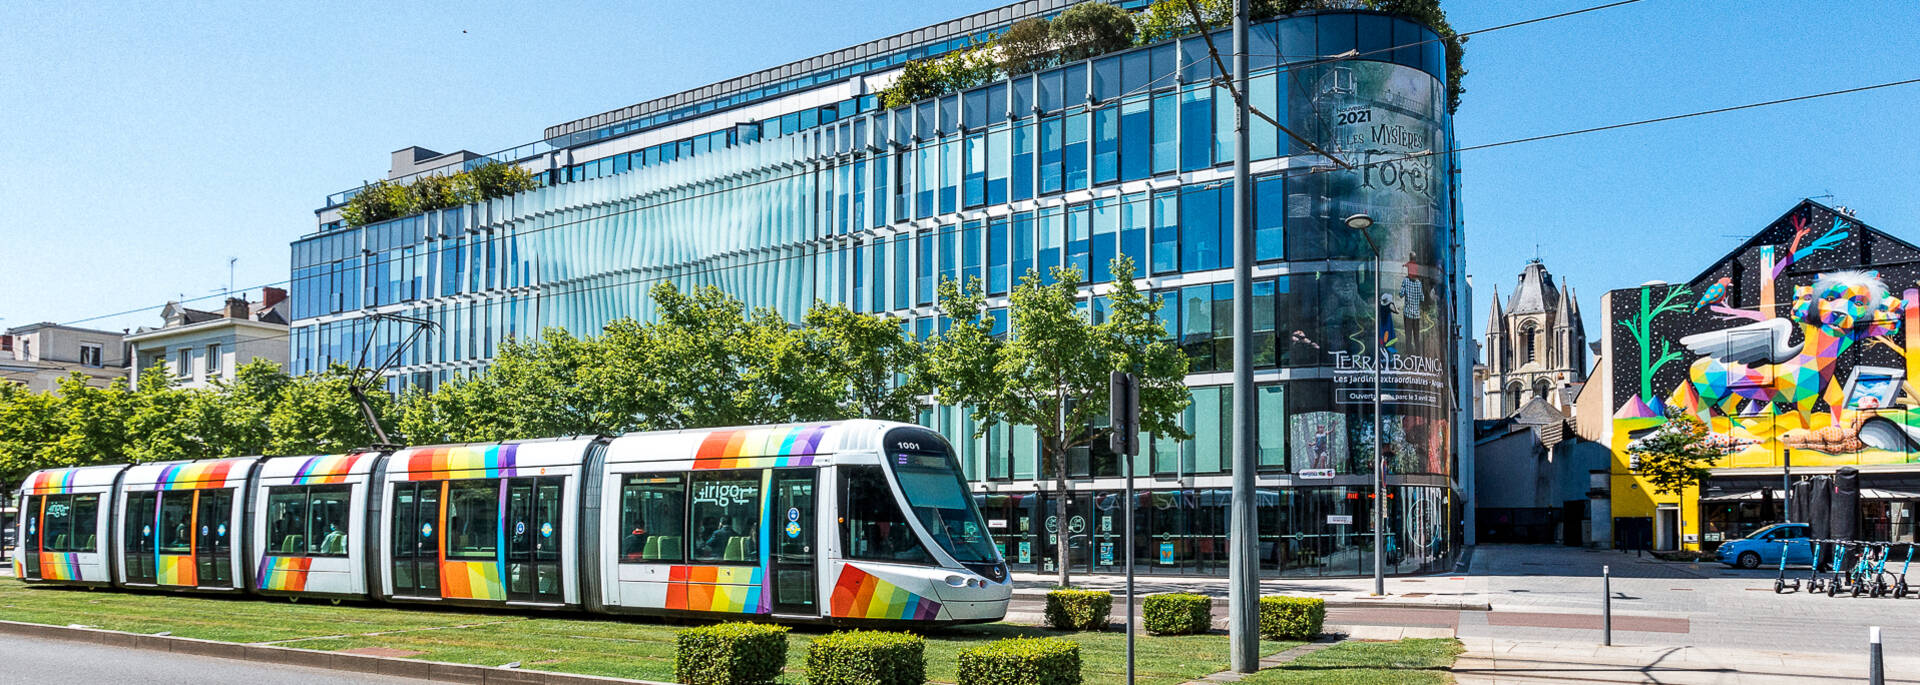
[11, 420, 1010, 625]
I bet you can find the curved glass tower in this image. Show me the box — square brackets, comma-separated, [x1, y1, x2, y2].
[290, 4, 1469, 577]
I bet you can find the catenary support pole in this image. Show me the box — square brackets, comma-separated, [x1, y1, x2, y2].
[1228, 0, 1258, 674]
[1602, 565, 1612, 646]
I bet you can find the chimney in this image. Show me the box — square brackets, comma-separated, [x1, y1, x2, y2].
[224, 297, 249, 320]
[257, 287, 288, 311]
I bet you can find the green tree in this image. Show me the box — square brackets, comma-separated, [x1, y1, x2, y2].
[993, 17, 1056, 75]
[0, 383, 64, 490]
[632, 282, 818, 429]
[45, 375, 133, 468]
[929, 256, 1188, 586]
[409, 172, 477, 213]
[206, 360, 293, 456]
[800, 302, 927, 422]
[1052, 2, 1137, 63]
[268, 365, 390, 455]
[1628, 414, 1723, 496]
[122, 370, 211, 462]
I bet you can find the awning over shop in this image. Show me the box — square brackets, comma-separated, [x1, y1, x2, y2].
[1700, 487, 1920, 502]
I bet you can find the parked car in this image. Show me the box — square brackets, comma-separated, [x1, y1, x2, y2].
[1715, 522, 1813, 569]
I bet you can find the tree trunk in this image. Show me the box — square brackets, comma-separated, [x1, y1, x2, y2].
[1055, 441, 1070, 588]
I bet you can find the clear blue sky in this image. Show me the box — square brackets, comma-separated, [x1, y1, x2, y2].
[3, 1, 1916, 349]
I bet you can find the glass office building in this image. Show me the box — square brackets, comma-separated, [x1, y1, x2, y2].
[290, 1, 1471, 576]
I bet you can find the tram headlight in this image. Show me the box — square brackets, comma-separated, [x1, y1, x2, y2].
[944, 574, 968, 588]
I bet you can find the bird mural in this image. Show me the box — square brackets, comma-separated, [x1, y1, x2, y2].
[1671, 270, 1903, 421]
[1691, 277, 1731, 312]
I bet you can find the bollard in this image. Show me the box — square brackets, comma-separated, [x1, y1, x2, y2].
[1602, 565, 1612, 647]
[1871, 626, 1884, 685]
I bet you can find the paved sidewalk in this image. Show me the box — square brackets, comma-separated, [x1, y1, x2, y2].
[1453, 637, 1920, 684]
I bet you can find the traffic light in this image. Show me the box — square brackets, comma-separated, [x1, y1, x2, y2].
[1109, 371, 1139, 456]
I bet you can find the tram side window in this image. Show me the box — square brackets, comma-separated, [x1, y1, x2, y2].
[266, 485, 352, 556]
[446, 480, 499, 559]
[689, 472, 761, 564]
[840, 466, 932, 564]
[159, 494, 193, 554]
[620, 475, 686, 563]
[36, 494, 96, 552]
[68, 495, 99, 551]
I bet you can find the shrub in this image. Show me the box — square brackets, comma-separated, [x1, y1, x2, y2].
[956, 637, 1081, 685]
[409, 172, 476, 213]
[675, 622, 790, 685]
[1142, 593, 1212, 635]
[880, 46, 998, 109]
[1044, 588, 1112, 631]
[465, 159, 541, 200]
[806, 630, 926, 685]
[1258, 596, 1326, 640]
[340, 179, 416, 228]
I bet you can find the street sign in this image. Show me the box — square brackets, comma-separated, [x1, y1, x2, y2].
[1326, 515, 1353, 525]
[1298, 469, 1336, 479]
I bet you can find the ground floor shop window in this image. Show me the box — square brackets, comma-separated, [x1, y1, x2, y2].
[973, 484, 1454, 577]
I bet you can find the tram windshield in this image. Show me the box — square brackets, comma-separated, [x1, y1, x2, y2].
[890, 452, 998, 564]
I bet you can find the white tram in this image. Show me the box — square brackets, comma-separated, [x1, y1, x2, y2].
[12, 421, 1010, 624]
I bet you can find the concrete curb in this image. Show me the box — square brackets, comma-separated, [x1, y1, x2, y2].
[0, 619, 669, 685]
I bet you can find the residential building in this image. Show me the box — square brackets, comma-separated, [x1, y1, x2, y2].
[127, 288, 290, 389]
[1601, 200, 1920, 551]
[290, 3, 1471, 576]
[1475, 259, 1587, 419]
[0, 323, 127, 391]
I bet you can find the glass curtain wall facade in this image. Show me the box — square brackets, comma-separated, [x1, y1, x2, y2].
[291, 7, 1467, 576]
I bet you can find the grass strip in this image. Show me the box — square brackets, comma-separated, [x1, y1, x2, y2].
[1242, 638, 1464, 684]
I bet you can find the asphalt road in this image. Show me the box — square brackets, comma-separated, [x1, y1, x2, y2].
[0, 634, 435, 684]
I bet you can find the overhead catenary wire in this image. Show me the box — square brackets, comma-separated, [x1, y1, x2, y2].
[45, 70, 1920, 370]
[53, 1, 1648, 331]
[53, 0, 1881, 336]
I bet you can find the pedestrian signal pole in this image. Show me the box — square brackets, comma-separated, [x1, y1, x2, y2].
[1111, 371, 1140, 685]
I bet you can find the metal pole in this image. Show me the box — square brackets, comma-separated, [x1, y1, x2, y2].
[1125, 448, 1136, 685]
[1227, 0, 1258, 673]
[1783, 449, 1792, 524]
[1870, 626, 1884, 685]
[1372, 250, 1385, 596]
[1602, 565, 1612, 646]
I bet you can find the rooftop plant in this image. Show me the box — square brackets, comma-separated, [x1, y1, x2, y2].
[340, 161, 540, 228]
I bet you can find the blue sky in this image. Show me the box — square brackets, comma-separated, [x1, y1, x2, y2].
[2, 1, 1916, 351]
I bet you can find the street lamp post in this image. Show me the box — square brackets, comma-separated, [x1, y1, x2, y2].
[1345, 213, 1386, 596]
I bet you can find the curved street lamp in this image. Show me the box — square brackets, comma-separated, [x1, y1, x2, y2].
[1345, 213, 1386, 596]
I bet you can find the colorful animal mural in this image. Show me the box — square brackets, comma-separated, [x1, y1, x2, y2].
[1611, 202, 1920, 474]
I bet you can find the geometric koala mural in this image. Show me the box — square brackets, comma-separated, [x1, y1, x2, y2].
[1609, 200, 1920, 468]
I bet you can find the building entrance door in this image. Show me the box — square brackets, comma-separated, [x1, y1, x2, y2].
[1656, 507, 1679, 551]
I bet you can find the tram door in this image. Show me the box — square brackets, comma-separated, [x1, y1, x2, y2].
[123, 492, 159, 584]
[194, 490, 234, 588]
[390, 482, 440, 597]
[769, 470, 817, 615]
[21, 497, 40, 581]
[505, 477, 564, 603]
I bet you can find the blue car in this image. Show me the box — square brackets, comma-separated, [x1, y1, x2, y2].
[1716, 523, 1813, 569]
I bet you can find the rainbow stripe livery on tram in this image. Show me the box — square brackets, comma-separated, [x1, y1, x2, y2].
[11, 420, 1010, 625]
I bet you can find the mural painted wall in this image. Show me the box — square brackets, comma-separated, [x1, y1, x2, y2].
[1609, 202, 1920, 544]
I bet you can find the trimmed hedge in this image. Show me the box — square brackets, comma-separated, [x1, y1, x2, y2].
[956, 637, 1082, 685]
[1258, 596, 1326, 640]
[806, 630, 927, 685]
[675, 622, 790, 685]
[1043, 588, 1113, 631]
[1142, 593, 1213, 635]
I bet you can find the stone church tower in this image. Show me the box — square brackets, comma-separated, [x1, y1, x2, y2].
[1478, 259, 1587, 418]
